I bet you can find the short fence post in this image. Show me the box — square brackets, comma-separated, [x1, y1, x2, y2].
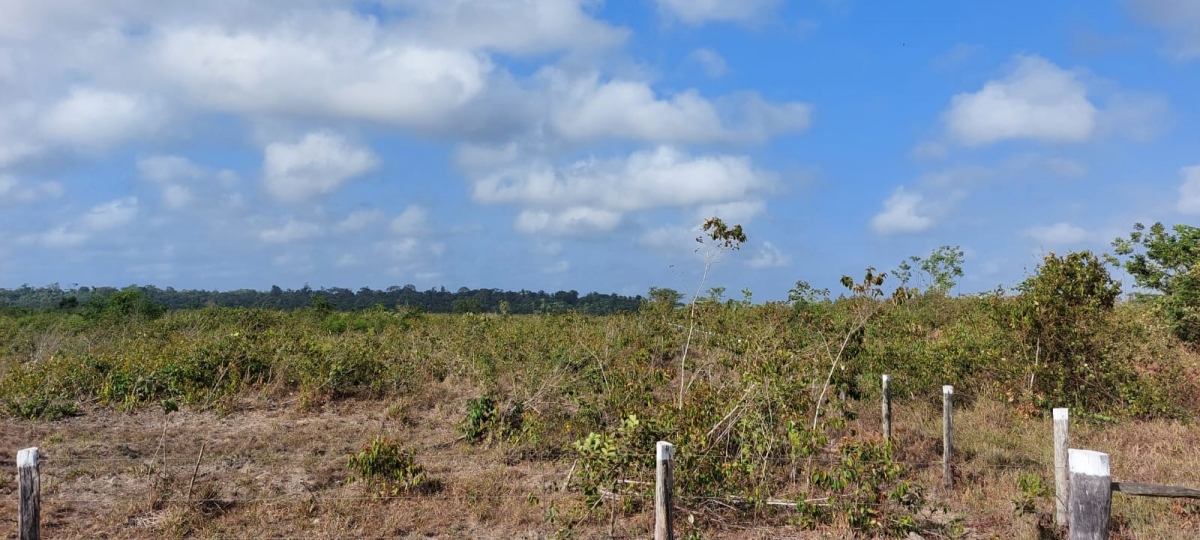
[1054, 408, 1070, 528]
[655, 441, 675, 540]
[1067, 449, 1111, 540]
[942, 385, 953, 490]
[882, 374, 892, 442]
[18, 447, 40, 540]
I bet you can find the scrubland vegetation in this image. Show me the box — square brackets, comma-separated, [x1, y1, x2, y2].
[3, 222, 1200, 538]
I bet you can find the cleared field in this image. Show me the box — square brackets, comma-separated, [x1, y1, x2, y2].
[1, 283, 1198, 538]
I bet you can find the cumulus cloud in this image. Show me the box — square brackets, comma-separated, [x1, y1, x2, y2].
[1025, 222, 1088, 246]
[871, 188, 933, 234]
[79, 197, 140, 231]
[263, 131, 379, 203]
[1176, 166, 1200, 214]
[944, 55, 1097, 146]
[394, 0, 629, 55]
[154, 20, 492, 130]
[0, 175, 64, 204]
[22, 197, 139, 247]
[389, 205, 429, 235]
[639, 224, 696, 251]
[655, 0, 781, 25]
[376, 236, 445, 268]
[137, 155, 241, 210]
[543, 70, 811, 144]
[39, 88, 161, 149]
[161, 185, 194, 210]
[472, 146, 774, 235]
[259, 219, 322, 243]
[1126, 0, 1200, 60]
[747, 241, 790, 269]
[137, 155, 204, 183]
[692, 200, 767, 224]
[334, 209, 384, 233]
[515, 207, 622, 235]
[687, 48, 727, 78]
[942, 54, 1167, 147]
[0, 142, 41, 168]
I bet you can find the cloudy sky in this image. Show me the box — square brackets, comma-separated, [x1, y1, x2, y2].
[0, 0, 1197, 299]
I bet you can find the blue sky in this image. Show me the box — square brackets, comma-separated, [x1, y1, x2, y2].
[0, 0, 1197, 300]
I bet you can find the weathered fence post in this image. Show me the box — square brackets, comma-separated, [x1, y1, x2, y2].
[18, 447, 40, 540]
[1068, 449, 1111, 540]
[1054, 408, 1070, 528]
[655, 441, 675, 540]
[882, 374, 892, 442]
[942, 385, 953, 490]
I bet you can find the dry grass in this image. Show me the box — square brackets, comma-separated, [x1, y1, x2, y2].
[0, 374, 1198, 539]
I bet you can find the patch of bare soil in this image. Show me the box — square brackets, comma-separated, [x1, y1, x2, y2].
[0, 379, 591, 539]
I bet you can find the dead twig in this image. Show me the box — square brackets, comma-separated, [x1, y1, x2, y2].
[186, 442, 206, 502]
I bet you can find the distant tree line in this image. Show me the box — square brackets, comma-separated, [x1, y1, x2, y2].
[0, 283, 644, 315]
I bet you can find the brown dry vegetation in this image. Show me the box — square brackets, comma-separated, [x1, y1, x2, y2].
[3, 389, 1200, 539]
[3, 279, 1200, 538]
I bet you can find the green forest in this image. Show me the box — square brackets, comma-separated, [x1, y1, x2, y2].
[0, 283, 643, 315]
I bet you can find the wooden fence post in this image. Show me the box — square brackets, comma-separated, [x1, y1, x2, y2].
[1068, 449, 1111, 540]
[1054, 408, 1070, 528]
[882, 374, 892, 442]
[18, 447, 40, 540]
[655, 441, 675, 540]
[942, 385, 953, 490]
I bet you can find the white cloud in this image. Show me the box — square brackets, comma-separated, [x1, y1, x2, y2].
[473, 146, 775, 235]
[35, 226, 89, 248]
[639, 224, 695, 251]
[475, 146, 771, 211]
[0, 142, 41, 168]
[263, 131, 379, 203]
[687, 48, 727, 78]
[871, 188, 933, 234]
[137, 155, 242, 211]
[138, 155, 205, 183]
[655, 0, 781, 25]
[153, 19, 492, 129]
[21, 196, 139, 248]
[377, 236, 444, 266]
[747, 241, 790, 269]
[1126, 0, 1200, 60]
[692, 200, 766, 224]
[39, 88, 161, 149]
[944, 55, 1097, 146]
[394, 0, 629, 55]
[389, 205, 429, 235]
[79, 197, 139, 232]
[1025, 222, 1088, 245]
[334, 209, 385, 233]
[161, 185, 194, 210]
[259, 219, 322, 243]
[515, 207, 622, 234]
[1176, 166, 1200, 214]
[543, 70, 811, 144]
[0, 175, 64, 204]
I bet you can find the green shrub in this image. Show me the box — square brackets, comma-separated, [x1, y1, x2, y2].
[992, 251, 1143, 412]
[347, 436, 437, 496]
